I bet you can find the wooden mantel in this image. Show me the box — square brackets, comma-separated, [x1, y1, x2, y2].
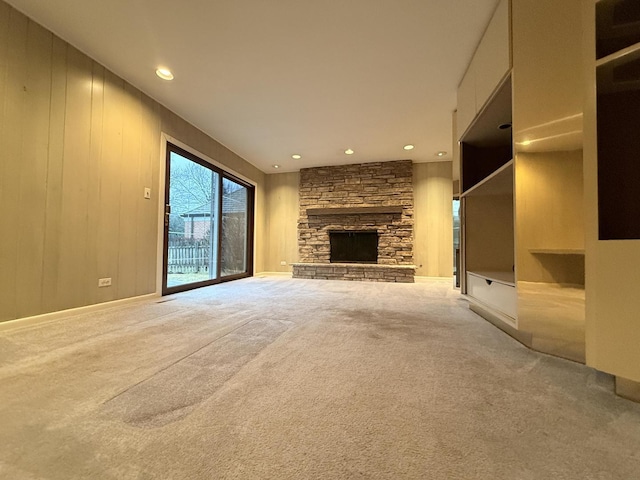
[306, 206, 403, 216]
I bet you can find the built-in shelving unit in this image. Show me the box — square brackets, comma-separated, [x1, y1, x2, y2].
[461, 160, 513, 198]
[460, 71, 516, 326]
[458, 0, 587, 353]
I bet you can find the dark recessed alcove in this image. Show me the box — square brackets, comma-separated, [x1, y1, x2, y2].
[330, 231, 378, 263]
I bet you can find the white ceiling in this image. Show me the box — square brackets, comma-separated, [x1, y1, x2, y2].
[7, 0, 500, 173]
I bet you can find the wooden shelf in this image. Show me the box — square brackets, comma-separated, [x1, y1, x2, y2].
[306, 206, 403, 216]
[595, 41, 640, 68]
[461, 160, 513, 198]
[529, 248, 585, 255]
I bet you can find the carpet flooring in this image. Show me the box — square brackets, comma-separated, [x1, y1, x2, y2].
[1, 277, 639, 479]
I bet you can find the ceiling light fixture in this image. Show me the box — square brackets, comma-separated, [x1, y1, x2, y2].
[436, 151, 447, 157]
[403, 144, 415, 151]
[292, 154, 301, 159]
[156, 67, 174, 81]
[345, 148, 354, 155]
[273, 164, 280, 169]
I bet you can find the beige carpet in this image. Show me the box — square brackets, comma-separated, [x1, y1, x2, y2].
[1, 277, 639, 479]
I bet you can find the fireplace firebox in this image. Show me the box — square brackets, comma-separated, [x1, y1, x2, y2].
[329, 231, 378, 264]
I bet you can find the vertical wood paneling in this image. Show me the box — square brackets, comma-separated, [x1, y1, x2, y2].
[0, 8, 28, 321]
[15, 20, 52, 317]
[0, 1, 10, 128]
[413, 162, 453, 277]
[96, 70, 124, 304]
[0, 0, 12, 320]
[264, 172, 299, 272]
[0, 2, 266, 322]
[56, 46, 92, 311]
[40, 37, 67, 314]
[86, 61, 105, 305]
[136, 94, 161, 294]
[117, 82, 142, 299]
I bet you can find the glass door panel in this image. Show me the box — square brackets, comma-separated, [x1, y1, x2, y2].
[165, 150, 220, 291]
[221, 177, 248, 276]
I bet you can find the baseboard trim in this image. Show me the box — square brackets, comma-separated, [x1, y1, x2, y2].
[255, 271, 293, 278]
[616, 377, 640, 403]
[0, 293, 159, 332]
[414, 276, 454, 283]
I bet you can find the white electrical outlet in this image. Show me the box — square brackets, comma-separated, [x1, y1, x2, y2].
[98, 277, 112, 287]
[144, 187, 151, 199]
[280, 261, 287, 266]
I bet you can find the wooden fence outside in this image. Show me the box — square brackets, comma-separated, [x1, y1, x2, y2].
[167, 245, 211, 274]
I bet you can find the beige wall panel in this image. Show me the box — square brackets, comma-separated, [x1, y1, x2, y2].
[474, 0, 510, 114]
[413, 162, 453, 277]
[0, 1, 9, 117]
[0, 2, 9, 316]
[136, 94, 161, 294]
[465, 194, 514, 273]
[0, 8, 28, 321]
[515, 150, 584, 283]
[95, 70, 125, 305]
[456, 61, 476, 141]
[40, 37, 68, 314]
[253, 181, 267, 274]
[116, 83, 143, 300]
[264, 172, 299, 272]
[56, 46, 93, 311]
[85, 62, 104, 306]
[512, 0, 583, 137]
[15, 20, 53, 318]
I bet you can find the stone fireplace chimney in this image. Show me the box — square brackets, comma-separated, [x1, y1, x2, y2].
[292, 160, 415, 282]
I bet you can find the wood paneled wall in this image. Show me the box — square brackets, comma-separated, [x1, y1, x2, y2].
[0, 2, 265, 322]
[413, 162, 453, 277]
[263, 172, 300, 272]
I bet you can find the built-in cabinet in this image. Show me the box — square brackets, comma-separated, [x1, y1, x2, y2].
[584, 0, 640, 397]
[457, 0, 511, 141]
[458, 0, 586, 363]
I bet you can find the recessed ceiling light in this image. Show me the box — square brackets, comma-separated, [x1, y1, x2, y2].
[521, 140, 532, 146]
[292, 154, 301, 159]
[156, 67, 174, 81]
[403, 144, 415, 151]
[345, 148, 354, 155]
[273, 164, 280, 169]
[436, 151, 447, 157]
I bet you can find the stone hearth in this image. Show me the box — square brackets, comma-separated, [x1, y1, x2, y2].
[293, 160, 415, 283]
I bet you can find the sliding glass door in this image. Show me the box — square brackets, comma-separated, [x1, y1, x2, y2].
[221, 178, 250, 276]
[163, 143, 254, 294]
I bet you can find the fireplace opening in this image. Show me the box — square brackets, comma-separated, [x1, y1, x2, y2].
[329, 231, 378, 263]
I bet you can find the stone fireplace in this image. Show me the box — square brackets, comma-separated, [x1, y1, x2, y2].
[292, 160, 415, 282]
